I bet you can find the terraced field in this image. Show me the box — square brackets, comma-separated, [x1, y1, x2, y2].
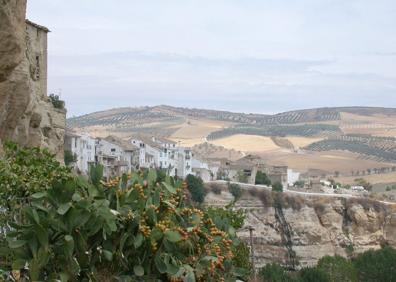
[305, 135, 396, 162]
[207, 124, 341, 140]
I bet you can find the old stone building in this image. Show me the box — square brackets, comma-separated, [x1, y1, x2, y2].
[0, 0, 66, 161]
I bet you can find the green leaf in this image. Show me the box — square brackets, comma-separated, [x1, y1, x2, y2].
[185, 271, 196, 282]
[31, 192, 47, 199]
[35, 224, 48, 249]
[64, 235, 74, 258]
[133, 265, 144, 277]
[134, 233, 144, 248]
[164, 230, 182, 243]
[72, 193, 82, 202]
[12, 259, 26, 269]
[57, 203, 72, 215]
[148, 169, 157, 185]
[162, 182, 176, 194]
[155, 254, 167, 274]
[8, 240, 27, 249]
[103, 250, 113, 261]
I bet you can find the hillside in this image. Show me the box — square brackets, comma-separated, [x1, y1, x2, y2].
[68, 105, 396, 179]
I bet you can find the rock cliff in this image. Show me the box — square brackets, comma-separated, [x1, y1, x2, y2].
[205, 185, 396, 270]
[0, 0, 65, 161]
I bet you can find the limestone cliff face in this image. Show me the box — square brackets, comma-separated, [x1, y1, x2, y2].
[0, 0, 65, 161]
[205, 187, 396, 269]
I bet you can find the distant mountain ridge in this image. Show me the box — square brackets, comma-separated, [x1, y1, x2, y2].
[67, 105, 396, 130]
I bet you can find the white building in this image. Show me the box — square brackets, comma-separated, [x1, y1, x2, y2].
[95, 138, 136, 178]
[287, 169, 300, 186]
[64, 132, 96, 175]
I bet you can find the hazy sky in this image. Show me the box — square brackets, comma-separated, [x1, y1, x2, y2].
[27, 0, 396, 117]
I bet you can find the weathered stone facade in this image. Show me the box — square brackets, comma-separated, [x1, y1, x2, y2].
[205, 186, 396, 270]
[0, 0, 65, 161]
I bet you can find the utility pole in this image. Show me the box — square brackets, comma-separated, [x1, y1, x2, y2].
[248, 225, 257, 281]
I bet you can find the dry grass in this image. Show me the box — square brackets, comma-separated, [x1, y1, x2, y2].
[209, 134, 281, 152]
[337, 172, 396, 185]
[286, 136, 323, 148]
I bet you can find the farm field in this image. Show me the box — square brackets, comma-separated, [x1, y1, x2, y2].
[337, 171, 396, 185]
[169, 118, 232, 146]
[256, 150, 396, 177]
[208, 134, 283, 153]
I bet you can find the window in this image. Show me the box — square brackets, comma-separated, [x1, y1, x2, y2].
[35, 55, 40, 80]
[111, 148, 116, 152]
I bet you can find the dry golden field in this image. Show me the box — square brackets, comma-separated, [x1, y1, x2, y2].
[336, 171, 396, 185]
[208, 134, 282, 153]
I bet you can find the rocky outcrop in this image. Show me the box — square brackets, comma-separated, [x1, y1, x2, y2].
[0, 0, 65, 161]
[205, 186, 396, 270]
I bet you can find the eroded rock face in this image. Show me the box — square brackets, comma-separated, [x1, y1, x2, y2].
[0, 0, 65, 161]
[205, 189, 396, 269]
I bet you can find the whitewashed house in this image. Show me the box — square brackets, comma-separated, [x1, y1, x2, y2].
[95, 138, 131, 178]
[64, 131, 96, 175]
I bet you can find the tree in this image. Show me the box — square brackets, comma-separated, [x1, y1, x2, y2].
[317, 255, 358, 282]
[259, 263, 293, 282]
[185, 174, 206, 203]
[298, 267, 330, 282]
[272, 182, 283, 192]
[64, 150, 76, 166]
[255, 171, 272, 185]
[353, 246, 396, 282]
[228, 183, 242, 200]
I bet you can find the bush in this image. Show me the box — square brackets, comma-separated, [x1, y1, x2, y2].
[185, 174, 206, 203]
[48, 93, 65, 109]
[209, 183, 222, 195]
[255, 171, 272, 185]
[317, 255, 358, 282]
[0, 142, 71, 234]
[259, 262, 294, 282]
[353, 246, 396, 282]
[228, 183, 242, 200]
[4, 168, 247, 281]
[298, 267, 330, 282]
[64, 150, 76, 166]
[272, 182, 283, 192]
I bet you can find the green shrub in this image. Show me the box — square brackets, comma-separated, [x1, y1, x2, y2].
[49, 93, 65, 109]
[5, 169, 246, 281]
[64, 150, 76, 166]
[272, 182, 283, 192]
[259, 262, 294, 282]
[0, 142, 71, 233]
[228, 183, 242, 200]
[185, 174, 206, 203]
[209, 183, 222, 195]
[255, 171, 271, 185]
[353, 246, 396, 282]
[298, 267, 330, 282]
[317, 255, 358, 282]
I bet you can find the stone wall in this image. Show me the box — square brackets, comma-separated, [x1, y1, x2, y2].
[0, 0, 65, 161]
[205, 186, 396, 270]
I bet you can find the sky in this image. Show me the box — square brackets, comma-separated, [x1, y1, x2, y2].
[27, 0, 396, 117]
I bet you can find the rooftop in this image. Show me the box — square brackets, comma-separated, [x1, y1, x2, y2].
[26, 19, 50, 32]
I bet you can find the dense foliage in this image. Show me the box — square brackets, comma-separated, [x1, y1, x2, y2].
[228, 183, 242, 201]
[64, 150, 77, 166]
[185, 174, 206, 204]
[272, 182, 283, 193]
[255, 171, 271, 186]
[0, 142, 71, 233]
[258, 246, 396, 282]
[1, 147, 248, 281]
